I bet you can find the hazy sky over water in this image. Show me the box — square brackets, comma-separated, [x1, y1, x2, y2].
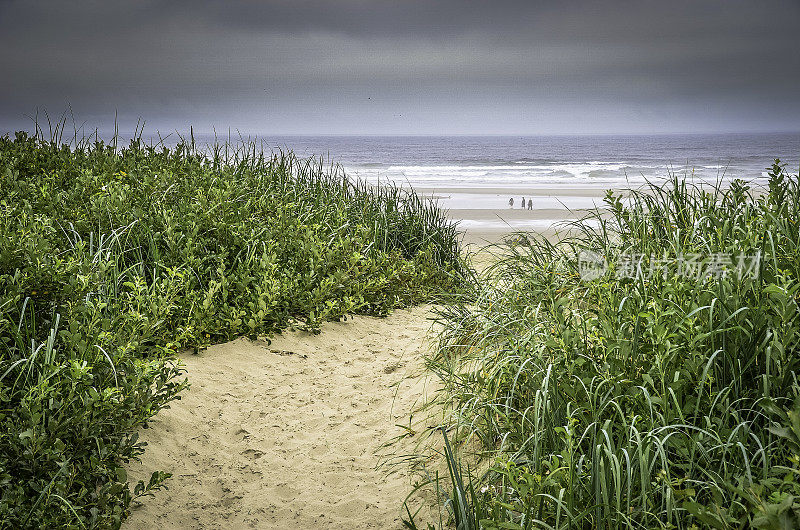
[1, 0, 799, 135]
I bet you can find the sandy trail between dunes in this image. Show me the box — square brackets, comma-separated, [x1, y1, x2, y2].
[126, 306, 439, 529]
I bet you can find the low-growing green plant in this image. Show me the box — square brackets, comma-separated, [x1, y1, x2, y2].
[0, 125, 466, 528]
[414, 162, 800, 528]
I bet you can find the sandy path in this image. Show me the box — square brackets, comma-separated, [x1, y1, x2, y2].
[126, 306, 437, 529]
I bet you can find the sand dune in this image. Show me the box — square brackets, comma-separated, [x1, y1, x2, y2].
[126, 306, 439, 529]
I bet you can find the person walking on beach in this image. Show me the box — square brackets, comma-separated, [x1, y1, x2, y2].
[528, 198, 533, 210]
[509, 197, 514, 208]
[521, 197, 525, 208]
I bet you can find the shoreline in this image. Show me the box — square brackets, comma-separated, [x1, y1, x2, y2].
[423, 185, 611, 245]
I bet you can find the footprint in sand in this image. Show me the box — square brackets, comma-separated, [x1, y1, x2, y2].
[125, 306, 439, 529]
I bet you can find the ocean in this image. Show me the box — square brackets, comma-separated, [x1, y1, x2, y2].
[246, 133, 800, 190]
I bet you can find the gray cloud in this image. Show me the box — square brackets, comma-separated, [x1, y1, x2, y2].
[1, 0, 798, 135]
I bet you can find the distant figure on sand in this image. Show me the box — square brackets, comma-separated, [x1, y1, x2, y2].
[509, 197, 514, 208]
[528, 198, 533, 210]
[521, 197, 525, 208]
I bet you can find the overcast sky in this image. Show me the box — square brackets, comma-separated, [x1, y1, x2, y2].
[1, 0, 799, 136]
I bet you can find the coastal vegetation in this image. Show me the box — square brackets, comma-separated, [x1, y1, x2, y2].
[416, 162, 800, 528]
[0, 127, 465, 528]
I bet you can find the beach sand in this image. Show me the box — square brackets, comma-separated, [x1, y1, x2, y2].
[126, 306, 440, 529]
[430, 186, 611, 246]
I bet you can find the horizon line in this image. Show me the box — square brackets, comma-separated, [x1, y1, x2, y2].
[4, 128, 800, 139]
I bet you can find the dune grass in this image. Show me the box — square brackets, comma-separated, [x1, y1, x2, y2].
[412, 162, 800, 529]
[0, 126, 466, 528]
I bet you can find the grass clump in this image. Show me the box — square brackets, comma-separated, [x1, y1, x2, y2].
[0, 128, 465, 528]
[419, 162, 800, 529]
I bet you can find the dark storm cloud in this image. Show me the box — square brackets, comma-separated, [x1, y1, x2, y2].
[1, 0, 798, 134]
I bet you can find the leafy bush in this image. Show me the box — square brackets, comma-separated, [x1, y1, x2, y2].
[0, 129, 465, 528]
[421, 162, 800, 529]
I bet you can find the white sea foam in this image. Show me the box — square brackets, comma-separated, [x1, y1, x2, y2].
[347, 161, 766, 189]
[457, 218, 602, 230]
[347, 161, 661, 188]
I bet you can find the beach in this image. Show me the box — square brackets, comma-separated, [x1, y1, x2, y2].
[4, 0, 799, 525]
[5, 130, 799, 529]
[5, 131, 800, 529]
[421, 185, 611, 246]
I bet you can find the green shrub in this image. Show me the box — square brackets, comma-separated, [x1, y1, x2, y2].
[0, 130, 465, 528]
[421, 162, 800, 529]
